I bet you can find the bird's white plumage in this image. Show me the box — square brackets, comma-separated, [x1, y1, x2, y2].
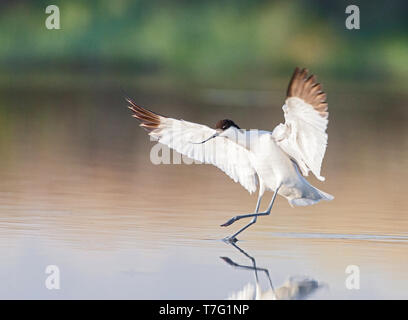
[128, 67, 333, 212]
[272, 97, 328, 181]
[149, 117, 258, 193]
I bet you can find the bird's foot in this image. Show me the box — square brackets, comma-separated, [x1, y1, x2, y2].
[222, 236, 238, 243]
[220, 216, 238, 227]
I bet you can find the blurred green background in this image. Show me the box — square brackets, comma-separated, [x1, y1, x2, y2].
[1, 0, 408, 89]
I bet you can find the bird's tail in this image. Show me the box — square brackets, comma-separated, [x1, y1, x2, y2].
[289, 185, 334, 207]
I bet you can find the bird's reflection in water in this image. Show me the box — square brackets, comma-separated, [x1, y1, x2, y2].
[221, 242, 325, 300]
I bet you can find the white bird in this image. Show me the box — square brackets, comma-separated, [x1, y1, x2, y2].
[128, 67, 334, 242]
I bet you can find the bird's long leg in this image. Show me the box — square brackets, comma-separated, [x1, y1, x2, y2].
[221, 194, 262, 227]
[221, 185, 280, 227]
[222, 185, 281, 242]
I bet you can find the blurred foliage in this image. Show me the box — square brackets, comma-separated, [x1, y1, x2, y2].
[0, 0, 408, 84]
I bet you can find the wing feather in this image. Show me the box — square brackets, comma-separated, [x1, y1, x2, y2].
[273, 68, 329, 181]
[128, 98, 258, 193]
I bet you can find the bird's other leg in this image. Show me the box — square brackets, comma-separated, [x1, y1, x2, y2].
[221, 186, 280, 227]
[221, 194, 262, 227]
[223, 185, 281, 242]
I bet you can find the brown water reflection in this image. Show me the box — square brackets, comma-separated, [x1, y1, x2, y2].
[0, 83, 407, 299]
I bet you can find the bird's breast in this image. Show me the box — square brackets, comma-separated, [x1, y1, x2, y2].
[249, 134, 299, 189]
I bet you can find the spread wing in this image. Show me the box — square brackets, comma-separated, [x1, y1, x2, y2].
[127, 98, 258, 193]
[272, 68, 329, 181]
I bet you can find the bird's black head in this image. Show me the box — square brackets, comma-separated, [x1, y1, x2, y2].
[191, 119, 240, 145]
[215, 119, 240, 131]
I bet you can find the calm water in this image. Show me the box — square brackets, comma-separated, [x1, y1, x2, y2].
[0, 81, 407, 299]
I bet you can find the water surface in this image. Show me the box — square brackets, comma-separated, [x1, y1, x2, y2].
[0, 82, 407, 299]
